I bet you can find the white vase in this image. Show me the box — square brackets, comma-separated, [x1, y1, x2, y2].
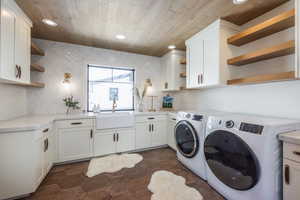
[138, 102, 144, 112]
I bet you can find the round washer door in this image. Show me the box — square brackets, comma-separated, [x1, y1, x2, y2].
[204, 130, 260, 190]
[175, 120, 199, 158]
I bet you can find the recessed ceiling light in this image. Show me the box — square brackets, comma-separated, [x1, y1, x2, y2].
[233, 0, 248, 5]
[42, 19, 58, 27]
[168, 45, 176, 49]
[116, 34, 126, 40]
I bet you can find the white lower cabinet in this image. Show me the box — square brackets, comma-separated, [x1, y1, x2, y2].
[94, 130, 115, 156]
[116, 129, 135, 153]
[135, 115, 167, 149]
[94, 128, 135, 157]
[58, 127, 93, 162]
[136, 122, 152, 149]
[167, 117, 177, 150]
[0, 126, 53, 200]
[283, 159, 300, 200]
[283, 141, 300, 200]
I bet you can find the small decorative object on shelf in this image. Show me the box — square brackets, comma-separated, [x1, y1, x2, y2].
[63, 96, 81, 114]
[162, 94, 174, 109]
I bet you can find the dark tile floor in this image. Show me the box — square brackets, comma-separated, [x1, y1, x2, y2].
[24, 148, 224, 200]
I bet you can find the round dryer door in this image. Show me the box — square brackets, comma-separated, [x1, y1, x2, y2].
[204, 130, 260, 190]
[175, 121, 199, 158]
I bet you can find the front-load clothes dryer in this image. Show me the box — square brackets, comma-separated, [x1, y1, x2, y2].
[204, 114, 300, 200]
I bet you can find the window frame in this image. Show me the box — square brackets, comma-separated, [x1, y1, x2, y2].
[87, 64, 135, 112]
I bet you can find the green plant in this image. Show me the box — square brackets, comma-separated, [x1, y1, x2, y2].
[63, 96, 80, 114]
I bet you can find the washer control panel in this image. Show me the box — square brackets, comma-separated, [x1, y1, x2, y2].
[225, 120, 235, 128]
[240, 122, 264, 135]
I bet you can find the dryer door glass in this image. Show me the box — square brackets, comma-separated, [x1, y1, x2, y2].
[175, 121, 199, 158]
[204, 130, 260, 190]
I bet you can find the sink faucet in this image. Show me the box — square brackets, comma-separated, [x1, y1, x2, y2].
[112, 97, 117, 112]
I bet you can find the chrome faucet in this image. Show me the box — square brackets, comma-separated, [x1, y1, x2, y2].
[112, 97, 117, 112]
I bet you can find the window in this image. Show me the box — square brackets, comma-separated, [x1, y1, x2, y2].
[87, 65, 135, 112]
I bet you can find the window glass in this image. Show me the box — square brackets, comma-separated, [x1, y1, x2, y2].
[88, 65, 134, 111]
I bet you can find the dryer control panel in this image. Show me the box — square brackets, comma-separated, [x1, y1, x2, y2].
[240, 122, 264, 135]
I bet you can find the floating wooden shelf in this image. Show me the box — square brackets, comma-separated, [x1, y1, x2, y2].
[228, 9, 295, 46]
[227, 71, 295, 85]
[180, 72, 186, 78]
[30, 64, 45, 72]
[13, 82, 45, 88]
[180, 58, 186, 65]
[31, 42, 45, 56]
[228, 40, 295, 66]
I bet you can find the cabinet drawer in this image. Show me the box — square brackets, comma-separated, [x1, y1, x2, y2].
[56, 119, 93, 129]
[284, 143, 300, 163]
[135, 115, 167, 123]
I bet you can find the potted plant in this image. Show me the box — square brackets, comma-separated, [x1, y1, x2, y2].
[63, 96, 81, 114]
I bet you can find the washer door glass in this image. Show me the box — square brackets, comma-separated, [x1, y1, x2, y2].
[175, 120, 199, 158]
[204, 130, 260, 190]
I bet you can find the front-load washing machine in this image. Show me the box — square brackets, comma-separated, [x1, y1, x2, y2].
[204, 114, 300, 200]
[175, 110, 227, 180]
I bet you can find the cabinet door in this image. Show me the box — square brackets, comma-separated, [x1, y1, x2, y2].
[0, 2, 16, 81]
[283, 159, 300, 200]
[58, 128, 93, 162]
[187, 36, 204, 88]
[151, 120, 167, 147]
[14, 16, 31, 83]
[116, 129, 135, 153]
[135, 122, 152, 149]
[44, 131, 54, 175]
[34, 136, 45, 188]
[203, 30, 219, 86]
[168, 119, 177, 150]
[94, 130, 116, 156]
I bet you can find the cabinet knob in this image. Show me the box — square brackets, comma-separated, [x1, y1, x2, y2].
[285, 165, 290, 185]
[293, 151, 300, 156]
[43, 128, 49, 133]
[19, 66, 22, 78]
[71, 122, 83, 125]
[90, 129, 93, 139]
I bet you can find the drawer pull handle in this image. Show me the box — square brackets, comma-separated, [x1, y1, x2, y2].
[293, 151, 300, 156]
[285, 165, 290, 185]
[148, 117, 155, 120]
[71, 122, 83, 125]
[172, 118, 176, 121]
[43, 128, 49, 133]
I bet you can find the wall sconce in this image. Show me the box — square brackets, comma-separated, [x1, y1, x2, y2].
[63, 73, 72, 84]
[62, 73, 72, 90]
[145, 78, 152, 87]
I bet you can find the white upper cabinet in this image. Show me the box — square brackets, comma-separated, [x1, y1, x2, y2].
[185, 19, 239, 89]
[0, 0, 32, 84]
[161, 50, 186, 91]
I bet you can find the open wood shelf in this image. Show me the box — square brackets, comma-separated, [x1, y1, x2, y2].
[30, 64, 45, 72]
[31, 42, 45, 56]
[180, 72, 186, 78]
[227, 71, 295, 85]
[13, 82, 45, 88]
[228, 9, 295, 46]
[180, 58, 186, 65]
[228, 40, 295, 66]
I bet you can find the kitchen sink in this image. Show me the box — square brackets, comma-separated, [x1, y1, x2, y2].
[96, 112, 135, 130]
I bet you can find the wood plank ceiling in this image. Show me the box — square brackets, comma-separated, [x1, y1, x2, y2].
[16, 0, 289, 57]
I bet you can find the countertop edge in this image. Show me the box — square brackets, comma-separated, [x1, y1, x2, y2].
[0, 112, 176, 134]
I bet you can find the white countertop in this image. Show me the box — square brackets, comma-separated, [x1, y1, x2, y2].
[0, 111, 176, 133]
[279, 131, 300, 145]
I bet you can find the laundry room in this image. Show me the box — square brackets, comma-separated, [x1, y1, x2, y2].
[0, 0, 299, 200]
